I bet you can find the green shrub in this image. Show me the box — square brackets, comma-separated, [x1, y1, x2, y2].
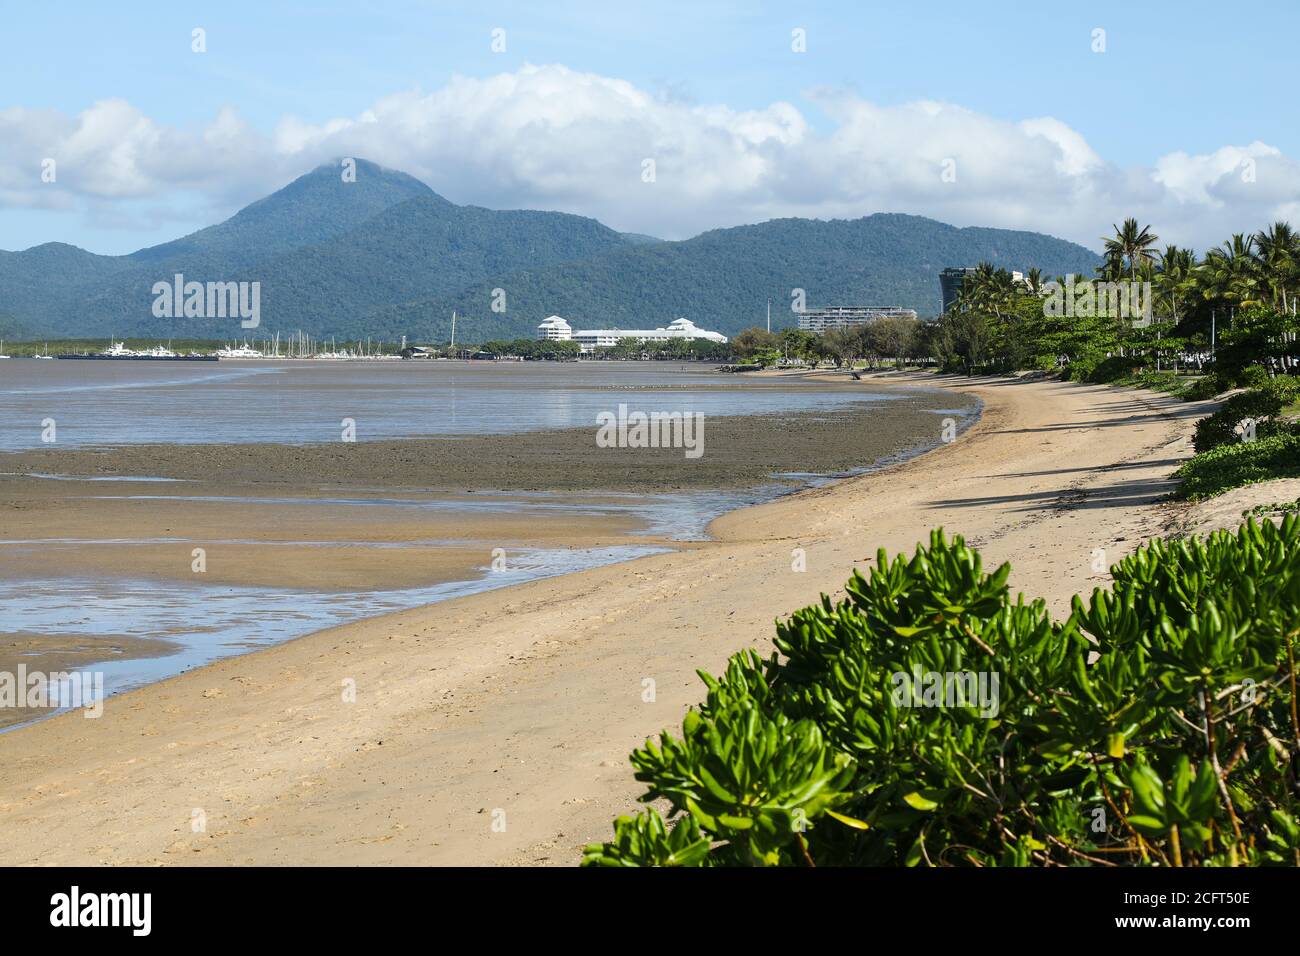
[1275, 375, 1300, 403]
[585, 523, 1300, 867]
[1184, 374, 1227, 402]
[1243, 498, 1300, 520]
[1192, 378, 1300, 454]
[1086, 354, 1144, 383]
[1175, 431, 1300, 499]
[1238, 365, 1273, 390]
[1062, 354, 1098, 381]
[1130, 370, 1185, 396]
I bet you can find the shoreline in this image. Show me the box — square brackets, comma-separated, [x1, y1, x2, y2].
[0, 385, 968, 491]
[0, 373, 1211, 865]
[0, 380, 974, 728]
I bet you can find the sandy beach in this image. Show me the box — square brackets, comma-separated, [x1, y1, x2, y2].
[0, 373, 1211, 865]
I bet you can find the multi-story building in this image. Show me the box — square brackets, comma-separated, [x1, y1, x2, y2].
[537, 316, 727, 353]
[796, 306, 918, 334]
[536, 315, 573, 341]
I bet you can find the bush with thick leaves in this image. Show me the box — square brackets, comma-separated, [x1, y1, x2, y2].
[585, 522, 1300, 867]
[1175, 432, 1300, 499]
[1192, 377, 1300, 453]
[1183, 374, 1227, 402]
[1085, 354, 1145, 384]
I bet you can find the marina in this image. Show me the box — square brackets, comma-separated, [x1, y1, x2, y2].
[57, 340, 218, 361]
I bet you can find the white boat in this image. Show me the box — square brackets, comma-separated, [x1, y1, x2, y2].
[34, 343, 54, 359]
[216, 342, 263, 359]
[103, 340, 137, 357]
[0, 339, 10, 359]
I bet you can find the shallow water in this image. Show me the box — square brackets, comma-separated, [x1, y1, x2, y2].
[0, 359, 895, 450]
[72, 485, 787, 541]
[0, 364, 981, 730]
[0, 543, 669, 730]
[0, 478, 822, 729]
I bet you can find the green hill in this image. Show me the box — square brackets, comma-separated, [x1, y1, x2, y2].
[358, 214, 1101, 342]
[0, 159, 1100, 342]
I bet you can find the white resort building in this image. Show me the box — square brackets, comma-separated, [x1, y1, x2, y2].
[537, 315, 573, 341]
[536, 316, 728, 353]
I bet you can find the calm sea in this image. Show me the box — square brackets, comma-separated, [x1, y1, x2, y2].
[0, 358, 895, 449]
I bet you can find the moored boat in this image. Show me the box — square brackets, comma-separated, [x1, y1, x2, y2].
[56, 340, 218, 361]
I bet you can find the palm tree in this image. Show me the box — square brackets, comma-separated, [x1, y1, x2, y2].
[965, 263, 1023, 320]
[1024, 268, 1045, 295]
[1095, 249, 1125, 282]
[1156, 245, 1197, 322]
[992, 268, 1021, 317]
[1201, 234, 1262, 307]
[1103, 218, 1160, 280]
[957, 263, 997, 315]
[1251, 221, 1296, 312]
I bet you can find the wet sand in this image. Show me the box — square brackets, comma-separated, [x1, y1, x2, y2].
[0, 382, 972, 731]
[0, 490, 656, 589]
[0, 390, 969, 490]
[0, 632, 176, 730]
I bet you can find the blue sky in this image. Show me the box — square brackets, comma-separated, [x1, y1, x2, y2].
[4, 0, 1298, 254]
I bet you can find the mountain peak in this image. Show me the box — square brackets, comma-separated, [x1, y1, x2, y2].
[128, 157, 441, 266]
[299, 158, 449, 203]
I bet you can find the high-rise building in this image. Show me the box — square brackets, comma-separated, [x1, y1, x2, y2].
[796, 306, 918, 334]
[939, 268, 977, 314]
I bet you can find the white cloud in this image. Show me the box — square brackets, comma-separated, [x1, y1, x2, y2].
[1019, 117, 1103, 178]
[2, 63, 1299, 253]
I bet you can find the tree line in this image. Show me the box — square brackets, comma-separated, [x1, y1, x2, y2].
[929, 218, 1300, 377]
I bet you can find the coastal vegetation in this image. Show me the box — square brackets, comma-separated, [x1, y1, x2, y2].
[910, 219, 1300, 499]
[728, 318, 924, 368]
[584, 218, 1300, 867]
[585, 522, 1300, 867]
[472, 338, 582, 360]
[923, 219, 1300, 383]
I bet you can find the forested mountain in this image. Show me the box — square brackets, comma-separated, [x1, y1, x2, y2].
[0, 159, 435, 335]
[374, 214, 1100, 342]
[0, 159, 1100, 342]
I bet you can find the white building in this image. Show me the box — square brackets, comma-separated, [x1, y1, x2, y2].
[797, 306, 918, 334]
[537, 315, 573, 341]
[537, 316, 728, 354]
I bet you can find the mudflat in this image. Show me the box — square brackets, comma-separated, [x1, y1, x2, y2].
[0, 389, 968, 699]
[0, 389, 968, 490]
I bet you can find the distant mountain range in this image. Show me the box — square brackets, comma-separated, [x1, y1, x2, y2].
[0, 159, 1101, 342]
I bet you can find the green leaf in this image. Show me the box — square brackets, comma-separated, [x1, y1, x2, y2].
[825, 809, 871, 830]
[902, 791, 939, 811]
[903, 836, 925, 867]
[1127, 814, 1169, 837]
